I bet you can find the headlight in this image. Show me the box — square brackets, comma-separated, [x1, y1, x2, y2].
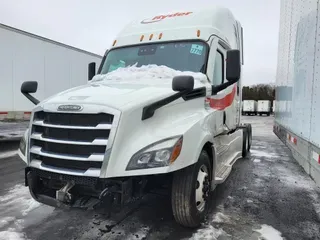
[126, 136, 183, 170]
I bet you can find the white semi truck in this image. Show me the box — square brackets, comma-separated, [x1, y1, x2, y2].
[17, 6, 252, 227]
[242, 100, 257, 115]
[274, 0, 320, 186]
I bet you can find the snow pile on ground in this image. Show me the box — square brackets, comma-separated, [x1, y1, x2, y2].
[250, 149, 277, 159]
[254, 224, 284, 240]
[0, 185, 41, 216]
[212, 212, 230, 224]
[0, 217, 15, 229]
[0, 229, 29, 240]
[0, 184, 54, 240]
[190, 224, 227, 240]
[92, 64, 208, 87]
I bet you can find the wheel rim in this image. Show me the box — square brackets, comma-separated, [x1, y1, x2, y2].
[195, 165, 210, 212]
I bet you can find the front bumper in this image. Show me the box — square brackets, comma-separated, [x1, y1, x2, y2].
[25, 167, 139, 210]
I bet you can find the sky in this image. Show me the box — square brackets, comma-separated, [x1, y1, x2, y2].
[0, 0, 280, 86]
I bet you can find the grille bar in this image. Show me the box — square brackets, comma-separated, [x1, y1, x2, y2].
[32, 125, 110, 142]
[31, 133, 108, 146]
[30, 160, 101, 177]
[33, 120, 112, 130]
[34, 111, 114, 126]
[30, 146, 105, 161]
[29, 110, 116, 173]
[33, 155, 103, 171]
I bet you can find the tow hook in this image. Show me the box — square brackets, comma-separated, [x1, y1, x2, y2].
[56, 182, 75, 204]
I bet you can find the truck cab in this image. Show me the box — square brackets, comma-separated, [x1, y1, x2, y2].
[18, 6, 251, 228]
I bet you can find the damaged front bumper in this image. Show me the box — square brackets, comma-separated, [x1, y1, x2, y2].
[25, 167, 146, 211]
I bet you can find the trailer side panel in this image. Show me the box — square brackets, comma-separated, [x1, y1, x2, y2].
[0, 24, 102, 116]
[275, 0, 320, 186]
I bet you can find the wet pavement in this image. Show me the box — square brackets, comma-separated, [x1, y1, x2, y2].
[0, 121, 29, 142]
[0, 116, 319, 240]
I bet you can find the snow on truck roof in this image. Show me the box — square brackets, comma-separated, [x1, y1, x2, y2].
[112, 6, 240, 49]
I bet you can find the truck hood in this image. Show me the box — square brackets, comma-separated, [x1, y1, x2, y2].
[41, 81, 174, 110]
[40, 65, 209, 111]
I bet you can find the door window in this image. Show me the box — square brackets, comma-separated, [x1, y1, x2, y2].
[212, 51, 224, 85]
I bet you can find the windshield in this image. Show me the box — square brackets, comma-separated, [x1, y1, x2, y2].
[99, 41, 208, 75]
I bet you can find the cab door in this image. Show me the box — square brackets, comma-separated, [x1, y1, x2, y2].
[208, 42, 238, 132]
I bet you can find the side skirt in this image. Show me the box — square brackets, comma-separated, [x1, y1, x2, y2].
[213, 126, 244, 184]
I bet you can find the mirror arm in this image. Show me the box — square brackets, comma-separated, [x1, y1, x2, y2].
[22, 93, 39, 105]
[142, 90, 190, 120]
[212, 79, 237, 95]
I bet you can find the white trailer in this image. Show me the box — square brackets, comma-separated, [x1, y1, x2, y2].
[257, 100, 271, 116]
[17, 6, 252, 227]
[0, 23, 102, 120]
[242, 100, 257, 115]
[274, 0, 320, 186]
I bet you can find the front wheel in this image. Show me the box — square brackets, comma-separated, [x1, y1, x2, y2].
[171, 151, 212, 228]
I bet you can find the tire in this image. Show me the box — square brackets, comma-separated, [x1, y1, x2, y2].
[242, 127, 248, 158]
[247, 124, 252, 152]
[171, 150, 212, 228]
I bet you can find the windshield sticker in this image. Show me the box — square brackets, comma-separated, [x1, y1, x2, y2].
[108, 60, 126, 72]
[190, 44, 204, 55]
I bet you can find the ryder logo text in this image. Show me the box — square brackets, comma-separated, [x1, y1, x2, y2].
[141, 12, 193, 24]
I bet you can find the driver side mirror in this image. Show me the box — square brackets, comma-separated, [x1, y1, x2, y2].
[212, 49, 241, 95]
[172, 75, 194, 92]
[226, 49, 241, 82]
[21, 81, 39, 105]
[21, 81, 38, 94]
[88, 62, 96, 81]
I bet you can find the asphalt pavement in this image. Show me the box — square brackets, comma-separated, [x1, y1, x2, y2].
[0, 116, 319, 240]
[0, 121, 29, 142]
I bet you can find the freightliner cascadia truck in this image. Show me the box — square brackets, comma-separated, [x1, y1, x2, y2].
[17, 6, 252, 227]
[274, 0, 320, 186]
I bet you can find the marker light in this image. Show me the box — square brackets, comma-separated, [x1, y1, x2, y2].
[170, 138, 183, 163]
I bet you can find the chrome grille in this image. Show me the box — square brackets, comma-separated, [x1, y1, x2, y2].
[29, 111, 114, 172]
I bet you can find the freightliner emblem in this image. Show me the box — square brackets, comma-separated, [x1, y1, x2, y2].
[57, 104, 83, 111]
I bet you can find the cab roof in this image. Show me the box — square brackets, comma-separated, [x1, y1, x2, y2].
[111, 6, 240, 49]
